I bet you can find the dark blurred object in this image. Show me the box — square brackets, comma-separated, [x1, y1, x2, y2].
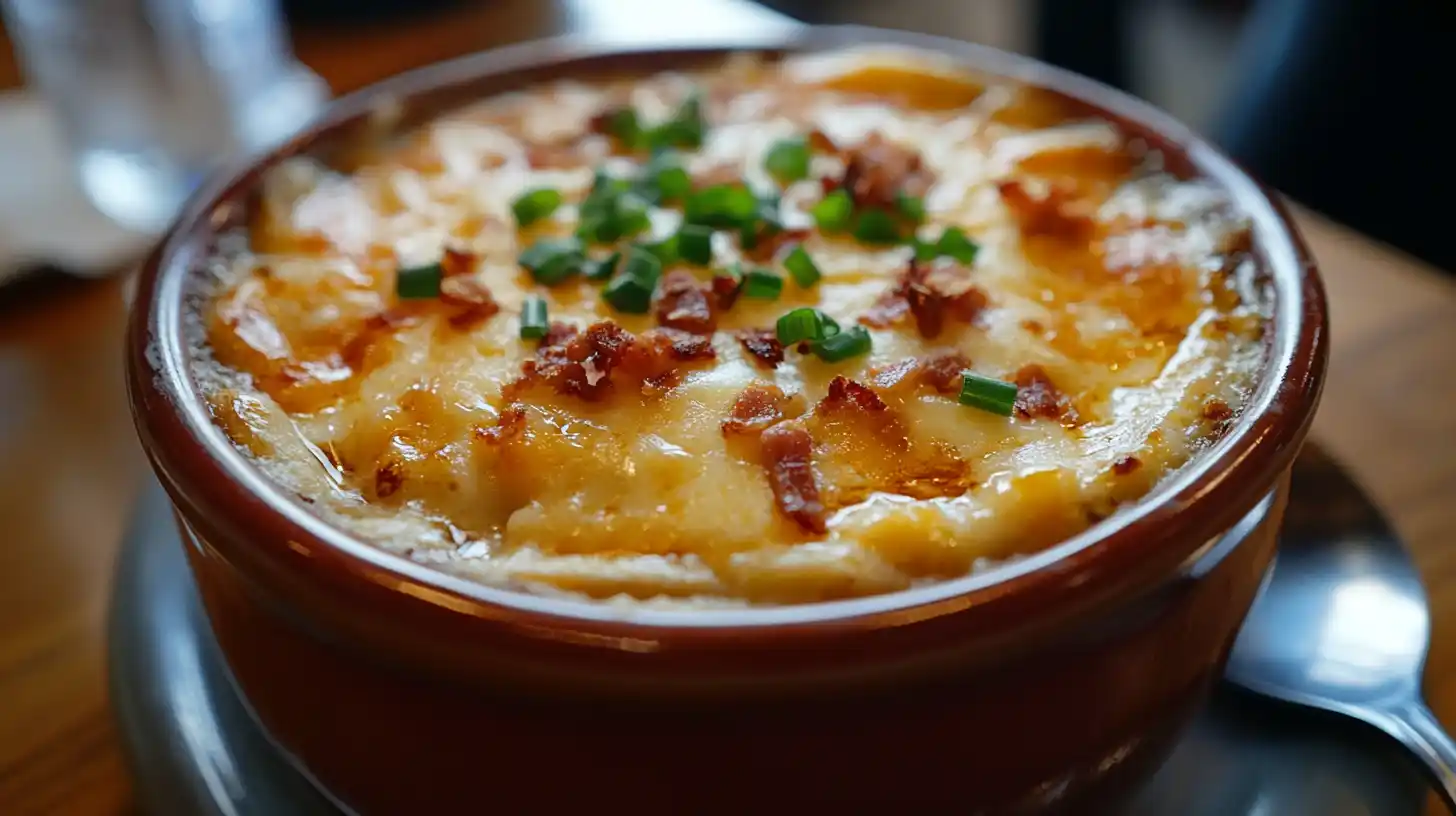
[282, 0, 470, 25]
[1037, 0, 1455, 272]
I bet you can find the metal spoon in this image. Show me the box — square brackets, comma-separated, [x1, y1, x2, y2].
[1226, 445, 1456, 809]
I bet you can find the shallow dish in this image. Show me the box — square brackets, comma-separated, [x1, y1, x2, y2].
[127, 25, 1326, 813]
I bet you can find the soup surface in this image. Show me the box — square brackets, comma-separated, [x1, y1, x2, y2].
[195, 48, 1268, 606]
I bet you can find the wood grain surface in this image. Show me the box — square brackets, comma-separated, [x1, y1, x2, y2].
[0, 2, 1452, 813]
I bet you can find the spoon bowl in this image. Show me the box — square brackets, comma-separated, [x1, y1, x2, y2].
[1227, 445, 1456, 806]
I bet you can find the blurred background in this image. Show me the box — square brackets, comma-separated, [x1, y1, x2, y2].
[0, 0, 1448, 283]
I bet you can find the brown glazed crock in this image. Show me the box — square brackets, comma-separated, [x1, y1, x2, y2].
[125, 26, 1327, 815]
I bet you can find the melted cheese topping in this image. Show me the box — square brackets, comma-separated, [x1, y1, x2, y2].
[196, 49, 1267, 606]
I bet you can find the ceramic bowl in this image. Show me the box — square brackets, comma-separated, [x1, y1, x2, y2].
[126, 26, 1327, 814]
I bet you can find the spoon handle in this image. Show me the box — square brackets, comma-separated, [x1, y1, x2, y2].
[1385, 701, 1456, 810]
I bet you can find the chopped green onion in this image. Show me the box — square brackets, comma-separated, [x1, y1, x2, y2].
[783, 245, 821, 287]
[603, 274, 655, 314]
[684, 184, 760, 228]
[936, 227, 980, 264]
[676, 224, 714, 266]
[811, 189, 854, 232]
[895, 192, 926, 223]
[511, 187, 562, 227]
[764, 137, 810, 184]
[576, 182, 651, 245]
[519, 296, 549, 339]
[622, 246, 664, 285]
[518, 238, 585, 285]
[853, 208, 902, 244]
[637, 234, 679, 267]
[396, 262, 443, 299]
[741, 268, 784, 300]
[605, 108, 643, 146]
[775, 307, 837, 345]
[639, 153, 693, 204]
[582, 251, 621, 281]
[912, 237, 939, 263]
[645, 92, 706, 151]
[958, 372, 1017, 416]
[813, 325, 872, 362]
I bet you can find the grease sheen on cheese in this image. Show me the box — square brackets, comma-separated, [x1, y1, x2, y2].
[195, 49, 1268, 606]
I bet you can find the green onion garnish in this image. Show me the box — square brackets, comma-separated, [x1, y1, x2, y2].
[605, 108, 643, 146]
[676, 224, 714, 266]
[639, 153, 693, 204]
[764, 137, 810, 185]
[741, 269, 784, 300]
[958, 372, 1017, 416]
[853, 208, 902, 244]
[603, 274, 655, 314]
[811, 190, 854, 232]
[684, 184, 760, 228]
[775, 307, 837, 345]
[936, 227, 980, 264]
[783, 245, 821, 287]
[576, 181, 651, 245]
[396, 262, 443, 299]
[637, 235, 679, 267]
[518, 238, 585, 285]
[646, 93, 706, 151]
[912, 238, 939, 263]
[895, 192, 926, 223]
[511, 187, 562, 227]
[813, 325, 872, 362]
[622, 245, 664, 286]
[582, 251, 621, 281]
[519, 296, 549, 340]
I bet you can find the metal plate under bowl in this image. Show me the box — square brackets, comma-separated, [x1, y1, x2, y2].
[109, 479, 1428, 815]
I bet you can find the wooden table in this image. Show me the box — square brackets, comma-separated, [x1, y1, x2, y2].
[0, 2, 1452, 813]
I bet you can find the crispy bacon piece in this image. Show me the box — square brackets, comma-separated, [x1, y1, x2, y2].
[869, 351, 970, 396]
[834, 133, 935, 210]
[740, 227, 811, 263]
[439, 276, 501, 328]
[722, 383, 797, 436]
[735, 329, 785, 368]
[860, 259, 987, 339]
[760, 423, 827, 534]
[1203, 399, 1233, 423]
[1013, 364, 1078, 423]
[654, 270, 717, 334]
[440, 247, 476, 277]
[711, 271, 743, 311]
[807, 128, 840, 155]
[476, 405, 528, 446]
[817, 376, 889, 416]
[997, 179, 1095, 240]
[510, 321, 715, 401]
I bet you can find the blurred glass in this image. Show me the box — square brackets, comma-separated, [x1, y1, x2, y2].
[0, 0, 328, 233]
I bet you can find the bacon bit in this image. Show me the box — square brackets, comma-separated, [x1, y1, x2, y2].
[807, 128, 840, 155]
[642, 369, 681, 395]
[997, 179, 1095, 240]
[440, 276, 501, 328]
[1112, 456, 1142, 475]
[710, 272, 743, 310]
[1203, 399, 1233, 423]
[341, 308, 422, 369]
[510, 321, 714, 401]
[525, 141, 582, 169]
[374, 461, 404, 498]
[760, 423, 827, 534]
[654, 270, 717, 334]
[735, 329, 785, 368]
[817, 376, 889, 416]
[439, 247, 477, 277]
[871, 350, 972, 396]
[740, 228, 810, 263]
[539, 321, 579, 348]
[722, 383, 796, 436]
[834, 133, 934, 210]
[1013, 364, 1078, 423]
[860, 259, 987, 339]
[476, 406, 528, 446]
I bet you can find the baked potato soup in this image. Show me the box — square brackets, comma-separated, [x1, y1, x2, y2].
[194, 48, 1268, 606]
